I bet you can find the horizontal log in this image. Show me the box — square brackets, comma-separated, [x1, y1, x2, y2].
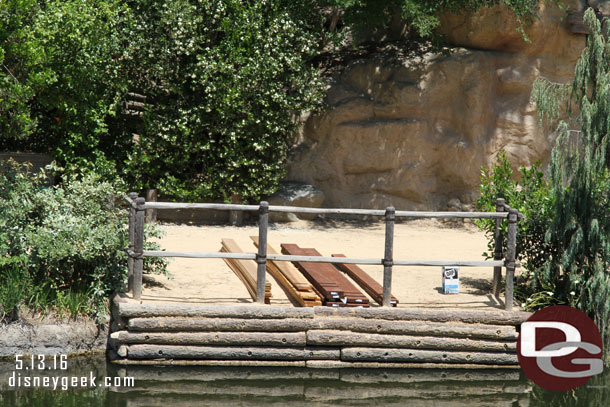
[127, 317, 316, 332]
[126, 317, 517, 339]
[119, 365, 519, 384]
[110, 359, 306, 368]
[143, 202, 260, 211]
[339, 369, 520, 384]
[124, 396, 303, 407]
[114, 380, 528, 399]
[341, 347, 518, 365]
[142, 250, 508, 267]
[307, 331, 516, 352]
[121, 365, 340, 382]
[141, 202, 510, 219]
[114, 381, 304, 397]
[124, 394, 528, 407]
[126, 345, 340, 360]
[118, 303, 314, 319]
[318, 318, 517, 340]
[111, 331, 306, 347]
[314, 307, 530, 325]
[304, 382, 530, 401]
[143, 251, 256, 259]
[393, 259, 507, 267]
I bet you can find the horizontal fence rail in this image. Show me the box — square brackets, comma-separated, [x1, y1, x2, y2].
[141, 250, 511, 268]
[124, 195, 522, 310]
[132, 200, 511, 219]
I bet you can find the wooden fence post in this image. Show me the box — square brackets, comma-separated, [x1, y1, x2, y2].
[492, 198, 505, 297]
[505, 208, 518, 311]
[256, 201, 269, 304]
[145, 189, 157, 223]
[229, 194, 243, 226]
[127, 192, 138, 293]
[383, 206, 395, 307]
[133, 197, 146, 300]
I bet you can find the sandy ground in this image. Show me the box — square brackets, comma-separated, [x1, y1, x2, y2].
[140, 219, 511, 310]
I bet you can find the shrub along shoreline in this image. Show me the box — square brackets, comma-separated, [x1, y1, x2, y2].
[0, 161, 167, 325]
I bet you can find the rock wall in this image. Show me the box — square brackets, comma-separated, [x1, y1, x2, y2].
[286, 1, 586, 210]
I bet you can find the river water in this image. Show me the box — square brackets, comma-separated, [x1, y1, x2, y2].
[0, 357, 608, 406]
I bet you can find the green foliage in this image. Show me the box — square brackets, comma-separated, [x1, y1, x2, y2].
[476, 151, 555, 274]
[0, 161, 167, 321]
[0, 0, 131, 181]
[530, 8, 610, 363]
[323, 1, 555, 41]
[122, 0, 326, 201]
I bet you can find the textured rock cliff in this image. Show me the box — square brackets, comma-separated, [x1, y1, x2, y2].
[286, 1, 586, 210]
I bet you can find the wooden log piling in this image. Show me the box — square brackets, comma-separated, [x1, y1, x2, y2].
[133, 197, 145, 300]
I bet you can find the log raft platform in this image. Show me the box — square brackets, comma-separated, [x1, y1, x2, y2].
[109, 295, 530, 368]
[118, 194, 527, 367]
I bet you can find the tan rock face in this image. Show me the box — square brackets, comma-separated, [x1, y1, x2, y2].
[287, 2, 585, 210]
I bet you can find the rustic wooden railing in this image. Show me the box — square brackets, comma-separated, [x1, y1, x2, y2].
[124, 195, 521, 310]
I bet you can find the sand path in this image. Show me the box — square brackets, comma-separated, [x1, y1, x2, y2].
[141, 219, 512, 310]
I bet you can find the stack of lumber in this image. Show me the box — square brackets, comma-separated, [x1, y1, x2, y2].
[250, 236, 322, 307]
[281, 244, 369, 307]
[220, 238, 271, 304]
[109, 296, 531, 368]
[332, 253, 398, 307]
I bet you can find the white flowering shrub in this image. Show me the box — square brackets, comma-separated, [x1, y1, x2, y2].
[122, 0, 326, 201]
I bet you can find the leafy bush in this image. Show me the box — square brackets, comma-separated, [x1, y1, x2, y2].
[0, 161, 167, 321]
[0, 0, 131, 182]
[475, 152, 574, 311]
[476, 152, 555, 273]
[121, 0, 326, 202]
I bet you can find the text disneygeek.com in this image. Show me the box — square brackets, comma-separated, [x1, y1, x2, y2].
[7, 354, 135, 391]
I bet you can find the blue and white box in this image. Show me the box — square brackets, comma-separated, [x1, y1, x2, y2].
[442, 266, 459, 294]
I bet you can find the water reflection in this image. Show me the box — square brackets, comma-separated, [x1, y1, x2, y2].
[0, 358, 608, 406]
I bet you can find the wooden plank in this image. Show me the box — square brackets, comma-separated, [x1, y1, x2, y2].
[341, 347, 518, 365]
[221, 239, 271, 292]
[332, 254, 398, 306]
[118, 303, 313, 319]
[128, 317, 316, 332]
[313, 307, 530, 325]
[220, 239, 271, 303]
[307, 330, 516, 352]
[222, 252, 259, 302]
[281, 244, 368, 305]
[126, 345, 341, 361]
[299, 247, 368, 305]
[111, 331, 306, 347]
[250, 237, 311, 291]
[250, 237, 321, 307]
[281, 244, 344, 301]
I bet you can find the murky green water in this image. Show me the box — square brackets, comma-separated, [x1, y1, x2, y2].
[0, 357, 608, 406]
